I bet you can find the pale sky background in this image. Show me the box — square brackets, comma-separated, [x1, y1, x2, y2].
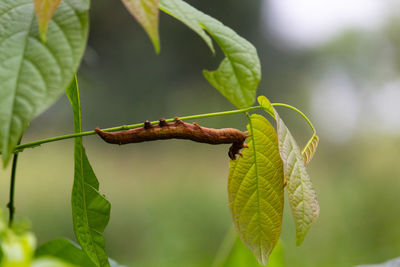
[262, 0, 400, 142]
[263, 0, 395, 47]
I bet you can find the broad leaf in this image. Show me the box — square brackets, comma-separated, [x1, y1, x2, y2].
[216, 231, 285, 267]
[159, 0, 213, 53]
[302, 135, 319, 165]
[121, 0, 160, 53]
[36, 238, 96, 267]
[66, 78, 111, 267]
[273, 110, 319, 246]
[32, 257, 76, 267]
[257, 95, 275, 119]
[33, 0, 62, 42]
[0, 0, 90, 166]
[160, 0, 261, 109]
[228, 114, 284, 265]
[36, 238, 127, 267]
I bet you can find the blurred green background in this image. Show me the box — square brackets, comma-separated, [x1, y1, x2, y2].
[2, 0, 400, 266]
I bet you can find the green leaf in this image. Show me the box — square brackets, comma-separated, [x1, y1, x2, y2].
[216, 230, 285, 267]
[66, 78, 111, 267]
[32, 257, 76, 267]
[35, 238, 96, 267]
[257, 96, 275, 119]
[33, 0, 63, 42]
[160, 0, 261, 109]
[302, 135, 319, 165]
[159, 0, 214, 53]
[273, 110, 319, 246]
[0, 0, 90, 166]
[121, 0, 160, 53]
[0, 230, 36, 266]
[228, 114, 284, 265]
[35, 238, 127, 267]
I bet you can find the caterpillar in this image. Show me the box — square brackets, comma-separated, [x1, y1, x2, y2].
[95, 118, 248, 160]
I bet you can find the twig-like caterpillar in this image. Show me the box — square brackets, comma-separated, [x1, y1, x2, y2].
[95, 118, 248, 160]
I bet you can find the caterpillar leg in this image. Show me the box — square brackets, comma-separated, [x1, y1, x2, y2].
[144, 120, 152, 129]
[159, 118, 168, 127]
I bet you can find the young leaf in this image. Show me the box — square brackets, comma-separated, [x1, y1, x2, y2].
[302, 135, 319, 165]
[121, 0, 160, 53]
[216, 232, 285, 267]
[36, 238, 127, 267]
[257, 96, 275, 119]
[160, 0, 261, 109]
[228, 114, 284, 265]
[35, 238, 97, 267]
[273, 110, 319, 246]
[32, 258, 76, 267]
[159, 0, 214, 53]
[0, 0, 89, 167]
[33, 0, 62, 42]
[66, 78, 111, 267]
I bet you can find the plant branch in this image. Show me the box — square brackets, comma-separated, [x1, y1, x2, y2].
[12, 103, 316, 153]
[7, 147, 20, 226]
[14, 106, 263, 152]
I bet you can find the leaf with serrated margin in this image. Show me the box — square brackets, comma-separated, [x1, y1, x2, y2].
[66, 78, 111, 267]
[273, 109, 319, 246]
[0, 0, 90, 166]
[228, 114, 284, 265]
[121, 0, 160, 53]
[33, 0, 62, 42]
[257, 95, 275, 119]
[302, 135, 319, 165]
[160, 0, 261, 109]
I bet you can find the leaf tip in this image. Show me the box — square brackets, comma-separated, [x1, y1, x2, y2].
[39, 28, 48, 43]
[152, 37, 161, 54]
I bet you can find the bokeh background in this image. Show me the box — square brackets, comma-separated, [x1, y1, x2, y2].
[1, 0, 400, 266]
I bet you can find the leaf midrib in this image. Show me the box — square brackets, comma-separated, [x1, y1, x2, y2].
[5, 7, 35, 155]
[247, 115, 263, 260]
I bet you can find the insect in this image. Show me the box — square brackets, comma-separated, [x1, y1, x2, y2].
[95, 118, 248, 160]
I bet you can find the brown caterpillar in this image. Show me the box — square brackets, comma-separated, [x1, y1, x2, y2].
[95, 118, 248, 160]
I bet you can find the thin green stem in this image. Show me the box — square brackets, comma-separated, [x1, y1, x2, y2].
[14, 106, 263, 152]
[272, 103, 316, 134]
[12, 103, 316, 153]
[8, 148, 20, 227]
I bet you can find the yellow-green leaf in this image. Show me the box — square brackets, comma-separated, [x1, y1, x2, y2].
[33, 0, 62, 42]
[228, 114, 284, 265]
[160, 0, 261, 109]
[257, 95, 275, 119]
[122, 0, 160, 53]
[273, 110, 320, 246]
[302, 135, 319, 165]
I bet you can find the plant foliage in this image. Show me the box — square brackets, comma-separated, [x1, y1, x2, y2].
[160, 0, 261, 109]
[0, 0, 322, 266]
[66, 78, 111, 267]
[0, 0, 89, 166]
[228, 114, 284, 264]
